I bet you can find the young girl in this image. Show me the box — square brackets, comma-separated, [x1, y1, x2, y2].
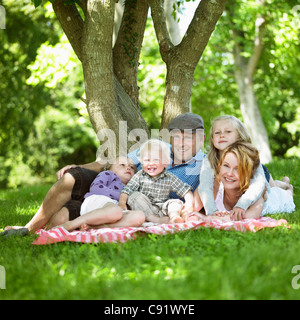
[60, 156, 145, 232]
[195, 115, 292, 219]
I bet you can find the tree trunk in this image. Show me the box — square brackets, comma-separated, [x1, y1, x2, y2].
[229, 1, 272, 164]
[52, 0, 149, 156]
[150, 0, 227, 129]
[52, 0, 226, 154]
[234, 62, 272, 163]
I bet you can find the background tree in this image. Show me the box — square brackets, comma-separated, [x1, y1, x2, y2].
[40, 0, 226, 152]
[190, 0, 300, 161]
[1, 0, 299, 188]
[0, 1, 97, 188]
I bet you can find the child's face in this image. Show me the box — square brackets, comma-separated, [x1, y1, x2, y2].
[111, 157, 136, 185]
[142, 149, 167, 177]
[219, 152, 240, 191]
[212, 120, 239, 151]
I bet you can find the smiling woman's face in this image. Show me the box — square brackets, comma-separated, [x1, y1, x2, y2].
[219, 152, 240, 191]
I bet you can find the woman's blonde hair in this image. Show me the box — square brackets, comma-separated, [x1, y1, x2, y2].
[217, 141, 260, 194]
[208, 115, 252, 175]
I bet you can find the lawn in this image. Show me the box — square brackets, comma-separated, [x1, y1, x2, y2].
[0, 158, 299, 300]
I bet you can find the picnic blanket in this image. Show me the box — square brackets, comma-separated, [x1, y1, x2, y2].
[32, 216, 289, 245]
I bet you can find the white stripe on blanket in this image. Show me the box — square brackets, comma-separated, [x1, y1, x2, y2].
[32, 217, 289, 245]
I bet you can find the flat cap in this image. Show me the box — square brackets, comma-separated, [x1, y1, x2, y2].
[167, 112, 204, 131]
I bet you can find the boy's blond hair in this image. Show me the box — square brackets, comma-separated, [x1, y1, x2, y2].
[139, 139, 171, 165]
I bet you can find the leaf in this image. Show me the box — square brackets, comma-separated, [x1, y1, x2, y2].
[33, 0, 42, 8]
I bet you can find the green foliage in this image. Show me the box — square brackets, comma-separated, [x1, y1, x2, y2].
[1, 0, 299, 189]
[0, 2, 98, 188]
[192, 0, 300, 156]
[0, 158, 299, 299]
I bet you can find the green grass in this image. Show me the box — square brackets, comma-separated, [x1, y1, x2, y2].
[0, 158, 299, 300]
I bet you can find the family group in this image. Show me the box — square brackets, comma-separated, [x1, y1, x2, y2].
[2, 113, 295, 236]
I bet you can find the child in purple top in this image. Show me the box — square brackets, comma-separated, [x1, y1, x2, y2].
[84, 170, 125, 202]
[60, 157, 137, 232]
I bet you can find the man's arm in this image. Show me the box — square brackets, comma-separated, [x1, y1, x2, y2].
[56, 161, 107, 180]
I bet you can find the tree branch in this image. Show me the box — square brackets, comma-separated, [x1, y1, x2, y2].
[149, 0, 174, 63]
[52, 0, 84, 61]
[247, 14, 266, 78]
[113, 0, 149, 106]
[179, 0, 227, 65]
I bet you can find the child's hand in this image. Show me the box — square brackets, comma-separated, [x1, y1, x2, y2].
[182, 202, 194, 214]
[118, 203, 128, 211]
[230, 207, 246, 221]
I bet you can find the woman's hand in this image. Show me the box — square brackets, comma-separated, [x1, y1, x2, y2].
[214, 211, 228, 217]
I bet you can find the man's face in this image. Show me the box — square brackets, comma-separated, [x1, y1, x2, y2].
[171, 130, 205, 164]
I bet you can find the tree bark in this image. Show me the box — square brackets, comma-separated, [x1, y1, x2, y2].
[52, 0, 149, 155]
[234, 59, 272, 163]
[150, 0, 227, 129]
[52, 0, 227, 153]
[229, 1, 272, 163]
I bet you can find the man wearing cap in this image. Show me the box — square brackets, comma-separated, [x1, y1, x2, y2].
[127, 112, 205, 199]
[4, 113, 206, 234]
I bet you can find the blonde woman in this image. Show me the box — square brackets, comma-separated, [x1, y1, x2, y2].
[193, 141, 294, 221]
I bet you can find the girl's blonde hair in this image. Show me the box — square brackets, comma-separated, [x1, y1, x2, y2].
[105, 156, 137, 172]
[139, 139, 171, 165]
[217, 141, 260, 194]
[208, 115, 252, 175]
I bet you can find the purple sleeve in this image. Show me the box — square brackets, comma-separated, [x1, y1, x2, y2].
[84, 171, 124, 201]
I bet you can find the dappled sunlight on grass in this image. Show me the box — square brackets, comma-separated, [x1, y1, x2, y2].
[0, 158, 299, 299]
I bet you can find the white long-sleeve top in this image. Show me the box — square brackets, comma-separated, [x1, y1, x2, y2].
[198, 157, 270, 215]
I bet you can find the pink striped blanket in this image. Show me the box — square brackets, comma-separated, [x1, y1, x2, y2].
[32, 216, 289, 245]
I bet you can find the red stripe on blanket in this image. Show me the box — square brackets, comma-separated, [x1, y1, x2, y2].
[32, 217, 289, 245]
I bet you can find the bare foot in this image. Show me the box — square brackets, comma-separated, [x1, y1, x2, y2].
[4, 226, 24, 230]
[185, 212, 206, 222]
[170, 216, 184, 224]
[282, 176, 290, 184]
[59, 221, 76, 232]
[80, 223, 91, 231]
[281, 177, 293, 195]
[288, 184, 294, 196]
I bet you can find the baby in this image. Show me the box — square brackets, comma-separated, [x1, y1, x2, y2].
[119, 139, 194, 223]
